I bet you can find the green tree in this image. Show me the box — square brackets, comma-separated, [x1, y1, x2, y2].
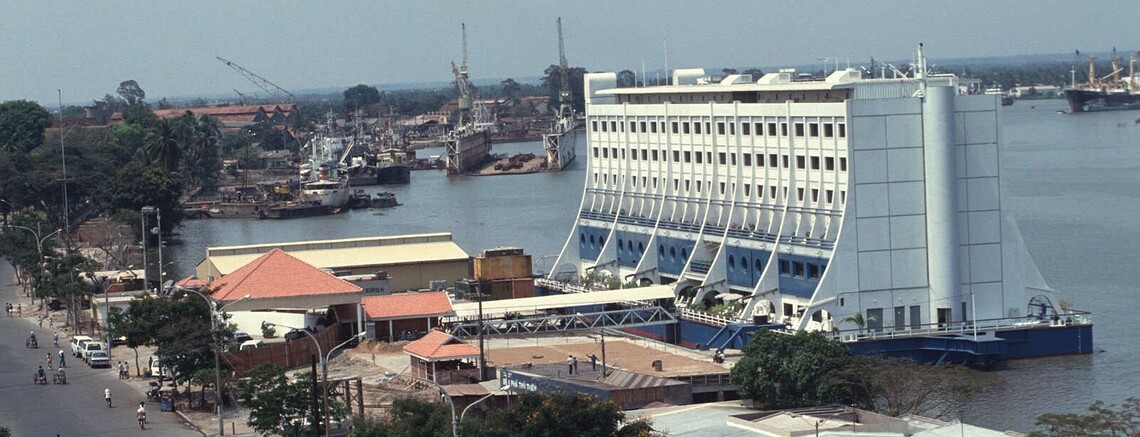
[542, 64, 587, 114]
[1028, 397, 1140, 437]
[617, 69, 637, 88]
[219, 130, 254, 155]
[472, 391, 642, 437]
[833, 356, 992, 419]
[117, 80, 147, 107]
[343, 84, 381, 111]
[96, 161, 184, 235]
[378, 396, 454, 437]
[0, 423, 9, 437]
[240, 363, 347, 437]
[182, 115, 222, 190]
[730, 330, 855, 408]
[0, 100, 52, 154]
[839, 311, 876, 333]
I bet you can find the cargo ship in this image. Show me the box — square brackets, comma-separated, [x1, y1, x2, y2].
[1065, 50, 1140, 112]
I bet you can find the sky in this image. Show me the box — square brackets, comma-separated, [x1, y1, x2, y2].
[3, 0, 1138, 106]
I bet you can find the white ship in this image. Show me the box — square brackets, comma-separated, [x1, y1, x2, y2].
[300, 117, 351, 208]
[549, 44, 1090, 362]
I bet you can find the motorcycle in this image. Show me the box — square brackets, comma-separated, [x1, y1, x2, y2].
[137, 412, 146, 430]
[53, 369, 67, 385]
[26, 336, 38, 349]
[146, 382, 161, 401]
[33, 372, 47, 385]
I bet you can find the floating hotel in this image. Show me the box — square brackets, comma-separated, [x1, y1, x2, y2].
[550, 45, 1091, 364]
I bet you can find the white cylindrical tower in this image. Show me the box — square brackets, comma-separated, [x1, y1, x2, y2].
[922, 85, 962, 323]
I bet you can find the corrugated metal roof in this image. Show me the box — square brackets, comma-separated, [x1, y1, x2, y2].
[209, 241, 468, 276]
[452, 285, 674, 318]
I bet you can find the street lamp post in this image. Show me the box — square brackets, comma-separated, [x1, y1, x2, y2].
[140, 206, 162, 293]
[185, 290, 250, 436]
[100, 265, 134, 364]
[6, 224, 62, 309]
[459, 386, 509, 423]
[421, 377, 458, 437]
[264, 322, 364, 437]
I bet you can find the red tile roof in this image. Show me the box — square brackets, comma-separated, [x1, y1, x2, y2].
[361, 292, 454, 320]
[403, 330, 481, 360]
[210, 248, 361, 301]
[176, 276, 208, 288]
[153, 104, 296, 119]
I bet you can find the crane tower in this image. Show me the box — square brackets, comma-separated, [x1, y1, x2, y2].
[217, 57, 295, 103]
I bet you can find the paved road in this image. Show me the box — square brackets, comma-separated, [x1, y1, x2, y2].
[0, 262, 200, 436]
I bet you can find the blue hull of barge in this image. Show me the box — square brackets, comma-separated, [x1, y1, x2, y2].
[643, 320, 1093, 364]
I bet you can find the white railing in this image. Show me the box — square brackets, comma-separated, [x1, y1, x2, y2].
[830, 312, 1093, 343]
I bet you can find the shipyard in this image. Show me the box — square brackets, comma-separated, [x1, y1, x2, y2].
[2, 3, 1138, 436]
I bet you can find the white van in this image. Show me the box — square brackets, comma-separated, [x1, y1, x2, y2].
[239, 340, 265, 351]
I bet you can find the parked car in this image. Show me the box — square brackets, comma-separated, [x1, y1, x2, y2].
[70, 336, 93, 358]
[149, 357, 174, 378]
[82, 342, 104, 363]
[239, 340, 264, 351]
[233, 331, 253, 343]
[284, 329, 307, 341]
[87, 351, 111, 368]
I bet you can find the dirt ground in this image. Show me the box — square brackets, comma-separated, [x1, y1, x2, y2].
[481, 338, 726, 377]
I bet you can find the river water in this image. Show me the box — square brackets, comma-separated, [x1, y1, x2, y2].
[166, 100, 1139, 432]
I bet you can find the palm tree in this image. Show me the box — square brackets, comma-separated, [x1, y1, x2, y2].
[183, 115, 221, 189]
[840, 311, 877, 335]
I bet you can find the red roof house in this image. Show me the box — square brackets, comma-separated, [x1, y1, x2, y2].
[208, 248, 362, 311]
[403, 330, 482, 384]
[362, 291, 454, 342]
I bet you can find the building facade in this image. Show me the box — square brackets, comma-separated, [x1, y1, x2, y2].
[552, 50, 1057, 336]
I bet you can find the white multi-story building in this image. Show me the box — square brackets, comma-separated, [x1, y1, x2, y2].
[551, 49, 1058, 336]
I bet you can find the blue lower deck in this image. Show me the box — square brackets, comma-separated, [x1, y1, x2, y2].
[626, 319, 1093, 365]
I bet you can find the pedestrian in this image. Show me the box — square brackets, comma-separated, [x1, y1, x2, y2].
[589, 353, 598, 371]
[17, 303, 21, 317]
[5, 302, 10, 317]
[59, 349, 65, 368]
[46, 353, 53, 371]
[567, 355, 574, 374]
[38, 315, 43, 327]
[572, 356, 579, 374]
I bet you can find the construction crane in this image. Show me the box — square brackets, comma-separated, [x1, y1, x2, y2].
[556, 17, 573, 120]
[233, 89, 250, 105]
[450, 23, 473, 127]
[217, 57, 295, 103]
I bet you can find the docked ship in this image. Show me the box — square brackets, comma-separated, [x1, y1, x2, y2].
[300, 118, 351, 209]
[445, 23, 493, 176]
[1065, 50, 1140, 112]
[543, 17, 577, 172]
[549, 44, 1091, 365]
[376, 146, 411, 184]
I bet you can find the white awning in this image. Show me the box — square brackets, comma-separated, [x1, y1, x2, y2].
[451, 285, 674, 319]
